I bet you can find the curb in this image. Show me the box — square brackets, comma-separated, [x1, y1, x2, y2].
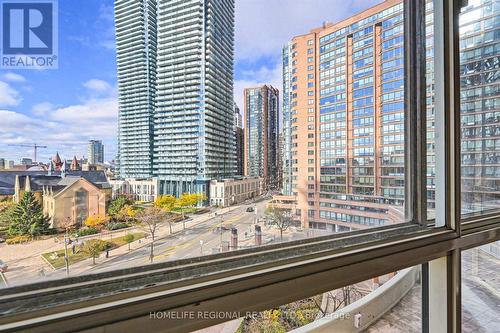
[83, 207, 243, 271]
[39, 253, 56, 271]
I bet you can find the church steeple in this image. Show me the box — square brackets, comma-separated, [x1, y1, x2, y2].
[70, 155, 80, 171]
[24, 176, 31, 192]
[52, 152, 63, 171]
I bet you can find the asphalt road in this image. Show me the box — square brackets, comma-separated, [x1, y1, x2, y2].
[87, 199, 271, 274]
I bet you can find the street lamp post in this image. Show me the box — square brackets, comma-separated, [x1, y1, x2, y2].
[219, 216, 223, 249]
[63, 216, 71, 277]
[64, 229, 70, 277]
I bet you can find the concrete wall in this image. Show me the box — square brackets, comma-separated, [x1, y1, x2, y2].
[290, 266, 420, 333]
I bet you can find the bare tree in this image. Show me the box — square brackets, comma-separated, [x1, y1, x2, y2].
[58, 217, 75, 276]
[136, 206, 167, 263]
[324, 286, 364, 313]
[266, 206, 292, 241]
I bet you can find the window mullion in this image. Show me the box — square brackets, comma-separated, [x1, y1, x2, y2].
[434, 0, 461, 232]
[404, 0, 428, 225]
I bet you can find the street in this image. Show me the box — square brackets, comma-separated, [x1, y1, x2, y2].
[1, 197, 329, 286]
[87, 199, 271, 274]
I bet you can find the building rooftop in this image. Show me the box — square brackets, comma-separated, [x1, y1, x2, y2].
[0, 170, 110, 195]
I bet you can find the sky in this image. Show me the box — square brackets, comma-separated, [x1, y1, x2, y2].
[0, 0, 380, 163]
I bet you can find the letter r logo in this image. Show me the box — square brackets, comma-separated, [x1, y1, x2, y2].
[2, 1, 53, 55]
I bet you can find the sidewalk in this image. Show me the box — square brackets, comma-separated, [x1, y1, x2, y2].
[56, 205, 242, 276]
[1, 205, 241, 286]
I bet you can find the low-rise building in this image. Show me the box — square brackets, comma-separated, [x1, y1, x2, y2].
[209, 177, 263, 207]
[108, 178, 159, 202]
[0, 168, 111, 229]
[42, 177, 107, 229]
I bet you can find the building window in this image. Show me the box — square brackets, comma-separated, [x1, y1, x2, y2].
[75, 188, 89, 228]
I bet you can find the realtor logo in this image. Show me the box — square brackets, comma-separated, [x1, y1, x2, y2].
[1, 0, 58, 69]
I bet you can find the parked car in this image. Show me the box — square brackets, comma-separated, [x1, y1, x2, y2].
[0, 260, 8, 273]
[246, 206, 254, 212]
[214, 225, 231, 233]
[0, 238, 5, 243]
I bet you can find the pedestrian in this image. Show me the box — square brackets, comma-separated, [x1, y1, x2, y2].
[72, 243, 76, 255]
[105, 250, 109, 258]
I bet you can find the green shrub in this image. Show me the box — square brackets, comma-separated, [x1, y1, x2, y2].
[6, 235, 31, 244]
[193, 207, 210, 215]
[75, 227, 100, 237]
[44, 228, 58, 235]
[169, 214, 185, 223]
[107, 222, 130, 231]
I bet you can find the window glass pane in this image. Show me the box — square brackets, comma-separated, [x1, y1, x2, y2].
[426, 0, 437, 219]
[459, 0, 500, 215]
[462, 241, 500, 332]
[190, 266, 423, 332]
[0, 0, 413, 289]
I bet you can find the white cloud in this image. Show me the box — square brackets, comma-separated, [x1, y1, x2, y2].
[0, 94, 118, 162]
[0, 81, 22, 107]
[83, 79, 113, 93]
[0, 77, 119, 162]
[99, 4, 114, 22]
[99, 40, 116, 50]
[31, 102, 54, 116]
[2, 72, 26, 83]
[234, 59, 282, 112]
[235, 0, 381, 61]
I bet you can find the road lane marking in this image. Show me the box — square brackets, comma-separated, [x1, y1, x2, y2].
[147, 213, 250, 262]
